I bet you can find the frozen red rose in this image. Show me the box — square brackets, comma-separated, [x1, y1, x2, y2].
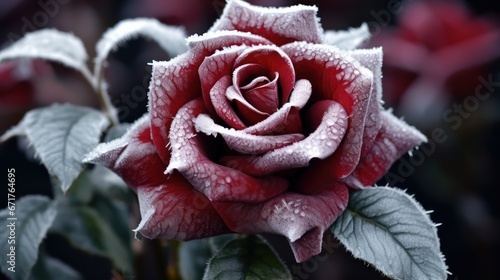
[371, 1, 500, 113]
[85, 0, 426, 262]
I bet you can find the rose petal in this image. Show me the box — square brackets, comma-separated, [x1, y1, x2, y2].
[226, 84, 269, 125]
[84, 115, 165, 188]
[134, 173, 230, 240]
[243, 79, 311, 135]
[234, 45, 295, 105]
[348, 47, 384, 157]
[236, 64, 279, 114]
[209, 0, 324, 46]
[194, 113, 304, 154]
[209, 75, 247, 129]
[212, 181, 349, 263]
[220, 100, 347, 176]
[165, 98, 289, 203]
[151, 31, 272, 162]
[343, 110, 428, 189]
[282, 42, 374, 180]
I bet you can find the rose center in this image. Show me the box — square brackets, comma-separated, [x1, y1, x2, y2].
[234, 63, 280, 113]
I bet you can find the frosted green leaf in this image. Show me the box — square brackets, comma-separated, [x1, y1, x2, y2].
[203, 235, 291, 280]
[94, 18, 187, 79]
[1, 104, 110, 192]
[331, 187, 448, 280]
[0, 29, 92, 84]
[0, 196, 57, 280]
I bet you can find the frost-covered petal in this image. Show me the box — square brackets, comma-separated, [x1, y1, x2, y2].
[195, 114, 304, 154]
[233, 45, 295, 105]
[282, 41, 373, 181]
[323, 23, 370, 50]
[84, 115, 165, 188]
[226, 84, 269, 125]
[209, 0, 324, 46]
[209, 75, 247, 129]
[220, 101, 347, 176]
[165, 98, 289, 203]
[150, 31, 271, 162]
[199, 44, 245, 118]
[212, 181, 349, 263]
[343, 110, 428, 189]
[243, 79, 311, 135]
[134, 173, 229, 240]
[348, 47, 384, 157]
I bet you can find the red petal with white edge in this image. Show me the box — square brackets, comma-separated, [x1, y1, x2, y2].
[209, 0, 324, 46]
[343, 110, 428, 189]
[150, 31, 271, 163]
[165, 98, 289, 203]
[282, 42, 373, 180]
[213, 181, 349, 263]
[209, 75, 247, 129]
[199, 45, 246, 118]
[220, 101, 347, 176]
[83, 115, 165, 189]
[194, 114, 304, 154]
[226, 85, 269, 125]
[134, 173, 229, 240]
[233, 45, 295, 104]
[349, 48, 384, 157]
[243, 79, 311, 135]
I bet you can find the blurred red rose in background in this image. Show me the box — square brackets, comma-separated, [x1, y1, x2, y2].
[371, 0, 500, 123]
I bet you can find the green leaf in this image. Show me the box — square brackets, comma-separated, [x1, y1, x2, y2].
[30, 250, 83, 280]
[50, 203, 133, 273]
[331, 187, 448, 280]
[0, 196, 57, 280]
[1, 104, 110, 193]
[0, 29, 93, 84]
[94, 18, 187, 76]
[208, 234, 237, 253]
[203, 235, 291, 280]
[179, 239, 213, 280]
[179, 234, 237, 280]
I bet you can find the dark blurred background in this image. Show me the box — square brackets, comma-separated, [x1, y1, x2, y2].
[1, 0, 499, 279]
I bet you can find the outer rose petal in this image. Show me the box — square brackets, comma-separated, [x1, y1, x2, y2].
[84, 115, 229, 240]
[209, 0, 324, 46]
[84, 115, 165, 188]
[281, 42, 374, 188]
[134, 174, 230, 240]
[150, 31, 271, 163]
[343, 110, 428, 189]
[165, 98, 289, 203]
[213, 182, 349, 263]
[348, 47, 384, 157]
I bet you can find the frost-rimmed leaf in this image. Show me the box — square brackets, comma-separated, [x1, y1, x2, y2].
[94, 18, 187, 79]
[331, 187, 448, 280]
[1, 104, 110, 192]
[50, 204, 133, 273]
[323, 23, 370, 50]
[0, 29, 92, 84]
[179, 240, 213, 280]
[179, 234, 237, 280]
[203, 235, 291, 280]
[0, 196, 57, 280]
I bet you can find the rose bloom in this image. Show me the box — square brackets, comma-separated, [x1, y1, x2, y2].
[371, 1, 500, 113]
[86, 0, 426, 262]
